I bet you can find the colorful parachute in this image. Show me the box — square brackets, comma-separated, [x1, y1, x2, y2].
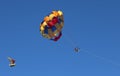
[40, 10, 64, 41]
[8, 57, 16, 67]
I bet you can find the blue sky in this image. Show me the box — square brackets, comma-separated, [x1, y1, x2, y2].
[0, 0, 120, 76]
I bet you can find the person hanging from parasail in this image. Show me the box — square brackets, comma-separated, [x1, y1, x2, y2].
[74, 47, 80, 52]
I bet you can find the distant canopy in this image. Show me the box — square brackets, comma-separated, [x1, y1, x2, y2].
[40, 10, 64, 41]
[8, 57, 16, 67]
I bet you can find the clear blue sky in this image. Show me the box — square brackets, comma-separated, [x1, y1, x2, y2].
[0, 0, 120, 76]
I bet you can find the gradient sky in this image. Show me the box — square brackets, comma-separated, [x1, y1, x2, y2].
[0, 0, 120, 76]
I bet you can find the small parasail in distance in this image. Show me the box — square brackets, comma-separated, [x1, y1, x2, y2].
[8, 57, 16, 67]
